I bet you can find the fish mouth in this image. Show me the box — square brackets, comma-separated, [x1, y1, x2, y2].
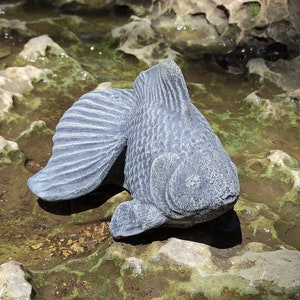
[167, 192, 239, 225]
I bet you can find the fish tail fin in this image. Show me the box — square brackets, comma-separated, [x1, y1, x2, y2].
[28, 89, 136, 201]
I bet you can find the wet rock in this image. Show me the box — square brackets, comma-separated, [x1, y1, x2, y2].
[247, 56, 300, 92]
[287, 89, 300, 110]
[217, 42, 290, 73]
[32, 238, 300, 299]
[94, 81, 112, 90]
[17, 120, 54, 140]
[158, 239, 300, 289]
[239, 149, 300, 249]
[0, 18, 34, 41]
[0, 45, 11, 59]
[18, 34, 67, 62]
[0, 261, 33, 300]
[0, 65, 49, 115]
[243, 91, 299, 121]
[111, 16, 177, 65]
[0, 136, 24, 165]
[245, 149, 300, 209]
[0, 0, 25, 8]
[108, 0, 300, 63]
[13, 34, 96, 105]
[38, 0, 114, 12]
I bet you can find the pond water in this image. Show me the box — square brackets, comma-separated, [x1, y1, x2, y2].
[0, 3, 299, 275]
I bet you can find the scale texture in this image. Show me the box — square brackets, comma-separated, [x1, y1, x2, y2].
[28, 60, 240, 238]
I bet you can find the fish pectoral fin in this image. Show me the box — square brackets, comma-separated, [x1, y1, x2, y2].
[109, 199, 168, 238]
[150, 153, 180, 200]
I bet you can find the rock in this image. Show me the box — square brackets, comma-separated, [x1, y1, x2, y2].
[13, 1, 299, 64]
[0, 45, 11, 59]
[245, 149, 300, 209]
[112, 16, 177, 65]
[38, 0, 114, 11]
[94, 81, 112, 91]
[111, 0, 300, 63]
[158, 239, 300, 289]
[32, 238, 300, 299]
[0, 261, 33, 300]
[287, 88, 300, 110]
[247, 56, 300, 92]
[0, 136, 24, 165]
[243, 91, 299, 121]
[0, 1, 25, 8]
[18, 34, 67, 61]
[17, 120, 54, 140]
[0, 65, 49, 115]
[0, 18, 34, 40]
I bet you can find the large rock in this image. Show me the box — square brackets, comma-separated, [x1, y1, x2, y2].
[0, 261, 33, 300]
[0, 65, 48, 115]
[110, 0, 300, 63]
[247, 56, 300, 92]
[28, 1, 300, 63]
[111, 16, 177, 65]
[32, 238, 300, 299]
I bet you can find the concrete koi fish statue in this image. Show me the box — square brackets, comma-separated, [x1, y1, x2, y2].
[28, 59, 240, 238]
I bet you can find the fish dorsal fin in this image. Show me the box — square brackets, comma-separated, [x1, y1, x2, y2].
[133, 59, 190, 112]
[28, 89, 136, 201]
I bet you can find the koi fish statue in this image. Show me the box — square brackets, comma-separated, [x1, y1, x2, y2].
[28, 59, 239, 238]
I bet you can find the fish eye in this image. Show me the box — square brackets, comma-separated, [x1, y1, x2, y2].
[185, 175, 201, 189]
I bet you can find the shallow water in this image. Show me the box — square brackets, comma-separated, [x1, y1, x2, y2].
[0, 3, 299, 275]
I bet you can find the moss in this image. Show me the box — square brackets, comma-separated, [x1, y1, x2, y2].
[248, 2, 261, 18]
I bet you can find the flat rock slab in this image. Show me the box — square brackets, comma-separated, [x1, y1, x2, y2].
[31, 238, 300, 299]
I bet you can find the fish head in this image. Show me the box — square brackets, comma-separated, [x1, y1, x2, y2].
[166, 148, 240, 220]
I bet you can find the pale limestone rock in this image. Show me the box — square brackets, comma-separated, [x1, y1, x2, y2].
[0, 136, 24, 164]
[94, 81, 112, 91]
[112, 16, 178, 65]
[17, 120, 54, 139]
[0, 66, 48, 115]
[247, 56, 300, 92]
[158, 238, 300, 288]
[0, 261, 32, 300]
[0, 18, 28, 32]
[112, 0, 300, 63]
[19, 34, 67, 61]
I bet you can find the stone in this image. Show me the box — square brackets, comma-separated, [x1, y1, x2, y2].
[110, 0, 300, 63]
[247, 56, 300, 92]
[0, 261, 33, 300]
[111, 16, 177, 65]
[31, 238, 300, 299]
[0, 65, 49, 115]
[0, 136, 24, 165]
[18, 34, 67, 61]
[0, 18, 34, 40]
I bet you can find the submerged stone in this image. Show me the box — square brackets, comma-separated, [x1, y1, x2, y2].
[247, 56, 300, 92]
[31, 238, 300, 299]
